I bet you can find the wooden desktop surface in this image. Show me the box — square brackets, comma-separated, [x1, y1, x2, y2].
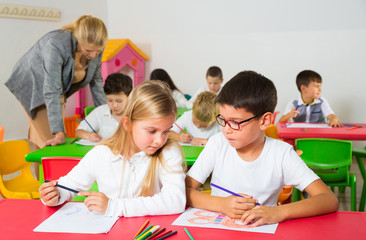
[1, 199, 365, 240]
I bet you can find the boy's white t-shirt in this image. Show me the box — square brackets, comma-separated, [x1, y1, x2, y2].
[171, 110, 221, 139]
[77, 104, 119, 139]
[187, 133, 319, 206]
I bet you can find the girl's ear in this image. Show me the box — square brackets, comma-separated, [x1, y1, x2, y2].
[260, 112, 273, 130]
[122, 116, 130, 131]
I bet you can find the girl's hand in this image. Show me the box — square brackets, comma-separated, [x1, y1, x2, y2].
[39, 180, 60, 206]
[180, 133, 193, 143]
[191, 138, 208, 146]
[240, 205, 286, 227]
[219, 194, 258, 219]
[88, 132, 102, 142]
[79, 191, 109, 214]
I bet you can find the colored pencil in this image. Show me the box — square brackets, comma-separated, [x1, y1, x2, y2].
[155, 230, 177, 240]
[210, 183, 260, 205]
[70, 138, 78, 144]
[134, 219, 150, 238]
[84, 119, 97, 134]
[145, 227, 166, 240]
[45, 180, 79, 194]
[184, 228, 194, 240]
[173, 122, 187, 134]
[135, 225, 153, 239]
[152, 230, 172, 240]
[295, 105, 300, 110]
[138, 225, 160, 240]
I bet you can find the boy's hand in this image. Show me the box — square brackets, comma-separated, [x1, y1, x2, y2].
[328, 117, 341, 127]
[79, 191, 109, 214]
[88, 132, 102, 142]
[289, 106, 300, 119]
[39, 180, 60, 206]
[220, 194, 258, 219]
[180, 133, 193, 143]
[191, 138, 208, 146]
[240, 205, 286, 227]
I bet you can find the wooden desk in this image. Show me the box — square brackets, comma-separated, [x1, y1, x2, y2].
[1, 199, 365, 240]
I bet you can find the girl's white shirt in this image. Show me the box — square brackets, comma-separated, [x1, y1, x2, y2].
[54, 144, 186, 217]
[172, 90, 191, 109]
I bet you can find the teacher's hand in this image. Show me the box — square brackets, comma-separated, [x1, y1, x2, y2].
[42, 132, 65, 147]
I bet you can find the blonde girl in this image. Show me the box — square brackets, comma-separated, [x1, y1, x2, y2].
[39, 81, 186, 217]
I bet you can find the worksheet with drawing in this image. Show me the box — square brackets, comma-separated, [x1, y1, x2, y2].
[34, 202, 119, 234]
[172, 207, 278, 234]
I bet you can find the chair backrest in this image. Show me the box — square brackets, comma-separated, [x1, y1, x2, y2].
[0, 125, 4, 142]
[296, 138, 352, 182]
[264, 124, 280, 139]
[42, 157, 81, 181]
[0, 140, 30, 175]
[84, 106, 95, 117]
[64, 114, 81, 138]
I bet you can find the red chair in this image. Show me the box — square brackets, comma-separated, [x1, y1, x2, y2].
[41, 157, 98, 201]
[42, 157, 81, 181]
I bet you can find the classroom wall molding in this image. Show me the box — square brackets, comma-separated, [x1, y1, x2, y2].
[0, 3, 60, 22]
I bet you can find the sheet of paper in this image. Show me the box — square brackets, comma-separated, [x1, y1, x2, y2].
[34, 202, 119, 234]
[286, 123, 331, 128]
[172, 207, 278, 234]
[76, 139, 98, 145]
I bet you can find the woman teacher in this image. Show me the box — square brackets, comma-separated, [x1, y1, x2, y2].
[6, 15, 108, 149]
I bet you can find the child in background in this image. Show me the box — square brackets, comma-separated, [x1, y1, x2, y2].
[76, 73, 133, 142]
[39, 81, 186, 217]
[278, 70, 341, 127]
[187, 66, 224, 108]
[150, 68, 190, 109]
[186, 71, 338, 226]
[169, 91, 221, 146]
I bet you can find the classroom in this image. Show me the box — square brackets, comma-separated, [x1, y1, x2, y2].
[1, 0, 366, 239]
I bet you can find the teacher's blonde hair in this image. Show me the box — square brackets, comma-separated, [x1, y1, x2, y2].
[61, 15, 108, 47]
[101, 81, 183, 196]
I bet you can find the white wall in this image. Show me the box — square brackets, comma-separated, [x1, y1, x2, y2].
[106, 0, 366, 147]
[0, 0, 107, 140]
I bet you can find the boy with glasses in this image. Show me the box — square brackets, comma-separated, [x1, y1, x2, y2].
[186, 71, 338, 227]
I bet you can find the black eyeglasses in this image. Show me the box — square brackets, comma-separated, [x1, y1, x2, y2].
[215, 114, 262, 130]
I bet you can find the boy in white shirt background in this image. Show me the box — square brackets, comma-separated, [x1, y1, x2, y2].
[187, 66, 224, 108]
[169, 91, 221, 146]
[76, 73, 133, 142]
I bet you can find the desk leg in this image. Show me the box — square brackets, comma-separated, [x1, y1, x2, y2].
[356, 156, 366, 211]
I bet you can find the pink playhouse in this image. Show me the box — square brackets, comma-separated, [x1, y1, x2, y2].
[65, 39, 149, 137]
[73, 39, 149, 117]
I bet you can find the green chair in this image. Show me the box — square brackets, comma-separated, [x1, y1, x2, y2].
[352, 146, 366, 211]
[177, 107, 190, 119]
[293, 138, 356, 211]
[84, 106, 95, 117]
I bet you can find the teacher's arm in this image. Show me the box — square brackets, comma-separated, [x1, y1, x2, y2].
[42, 40, 68, 146]
[89, 53, 107, 107]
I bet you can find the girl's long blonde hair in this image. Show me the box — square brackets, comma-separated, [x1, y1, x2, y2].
[101, 81, 179, 196]
[61, 15, 108, 47]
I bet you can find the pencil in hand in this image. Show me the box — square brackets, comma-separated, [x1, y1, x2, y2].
[84, 119, 97, 134]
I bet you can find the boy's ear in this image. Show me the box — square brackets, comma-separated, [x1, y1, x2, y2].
[260, 112, 273, 130]
[300, 85, 306, 92]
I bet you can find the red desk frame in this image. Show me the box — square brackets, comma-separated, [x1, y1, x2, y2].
[1, 199, 366, 240]
[276, 122, 366, 146]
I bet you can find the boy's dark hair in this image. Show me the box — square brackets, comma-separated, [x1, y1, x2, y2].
[150, 68, 181, 92]
[104, 73, 133, 96]
[216, 71, 277, 115]
[206, 66, 223, 79]
[296, 70, 322, 92]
